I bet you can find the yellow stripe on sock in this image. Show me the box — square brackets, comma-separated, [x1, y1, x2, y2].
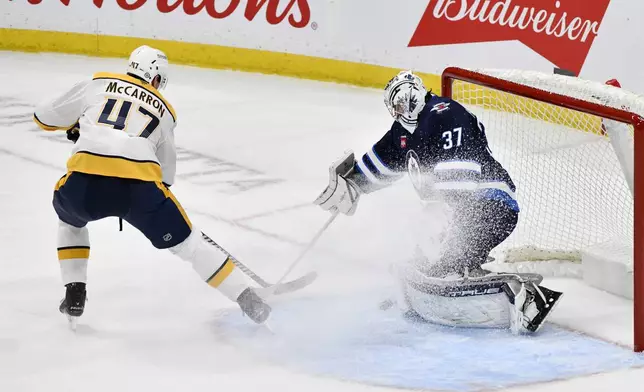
[207, 257, 236, 288]
[57, 247, 90, 260]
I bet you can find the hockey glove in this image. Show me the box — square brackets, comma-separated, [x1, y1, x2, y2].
[314, 150, 361, 216]
[66, 122, 80, 143]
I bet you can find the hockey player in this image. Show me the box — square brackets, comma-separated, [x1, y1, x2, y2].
[314, 70, 562, 334]
[34, 45, 270, 326]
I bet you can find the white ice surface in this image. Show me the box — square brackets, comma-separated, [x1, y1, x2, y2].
[0, 52, 642, 391]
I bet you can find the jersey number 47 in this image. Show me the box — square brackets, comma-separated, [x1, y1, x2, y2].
[98, 98, 160, 138]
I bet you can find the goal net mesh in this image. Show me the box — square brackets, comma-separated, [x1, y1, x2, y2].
[449, 70, 640, 264]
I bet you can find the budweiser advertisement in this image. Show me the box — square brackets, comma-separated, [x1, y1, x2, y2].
[409, 0, 612, 75]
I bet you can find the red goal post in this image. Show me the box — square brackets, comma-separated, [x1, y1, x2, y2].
[441, 67, 644, 352]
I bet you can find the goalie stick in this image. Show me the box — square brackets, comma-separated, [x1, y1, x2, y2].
[254, 210, 339, 297]
[201, 232, 317, 296]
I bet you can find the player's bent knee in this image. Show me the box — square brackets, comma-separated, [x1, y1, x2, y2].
[167, 229, 199, 259]
[167, 229, 228, 280]
[167, 229, 250, 301]
[58, 220, 90, 248]
[137, 187, 192, 250]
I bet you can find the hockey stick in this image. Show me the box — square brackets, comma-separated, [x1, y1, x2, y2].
[256, 209, 340, 297]
[201, 232, 317, 296]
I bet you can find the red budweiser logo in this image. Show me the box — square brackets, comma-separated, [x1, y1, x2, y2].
[409, 0, 611, 75]
[27, 0, 311, 28]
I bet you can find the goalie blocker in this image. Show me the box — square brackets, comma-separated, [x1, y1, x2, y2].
[394, 264, 563, 334]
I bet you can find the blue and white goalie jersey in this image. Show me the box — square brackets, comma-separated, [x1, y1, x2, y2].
[350, 94, 518, 211]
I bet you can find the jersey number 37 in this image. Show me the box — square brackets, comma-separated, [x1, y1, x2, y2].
[98, 98, 159, 138]
[442, 127, 463, 150]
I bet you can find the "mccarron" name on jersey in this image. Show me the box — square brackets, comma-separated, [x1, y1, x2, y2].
[106, 82, 167, 119]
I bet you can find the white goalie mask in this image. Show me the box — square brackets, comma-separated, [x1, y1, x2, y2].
[127, 45, 169, 90]
[384, 70, 427, 133]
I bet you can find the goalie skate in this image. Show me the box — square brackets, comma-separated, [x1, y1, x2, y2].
[510, 282, 563, 334]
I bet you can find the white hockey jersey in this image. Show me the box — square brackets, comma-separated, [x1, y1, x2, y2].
[34, 73, 177, 185]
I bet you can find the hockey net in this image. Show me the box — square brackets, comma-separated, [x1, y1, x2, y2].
[441, 68, 643, 351]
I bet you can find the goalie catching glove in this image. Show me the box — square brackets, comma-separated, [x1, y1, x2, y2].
[314, 150, 362, 216]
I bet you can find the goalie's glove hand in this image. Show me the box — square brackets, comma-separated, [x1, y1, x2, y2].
[66, 122, 80, 143]
[314, 150, 361, 216]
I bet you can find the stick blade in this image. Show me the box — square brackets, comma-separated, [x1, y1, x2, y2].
[256, 271, 318, 299]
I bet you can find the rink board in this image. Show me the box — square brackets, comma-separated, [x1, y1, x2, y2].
[216, 291, 644, 392]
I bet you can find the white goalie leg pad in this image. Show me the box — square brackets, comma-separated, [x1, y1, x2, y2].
[399, 263, 512, 328]
[400, 262, 557, 331]
[405, 283, 512, 328]
[168, 229, 252, 302]
[57, 220, 90, 285]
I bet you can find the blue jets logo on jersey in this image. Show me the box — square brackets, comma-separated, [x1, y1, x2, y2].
[430, 102, 451, 114]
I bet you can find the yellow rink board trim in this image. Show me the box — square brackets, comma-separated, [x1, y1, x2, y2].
[2, 28, 602, 135]
[57, 246, 90, 260]
[207, 257, 236, 288]
[0, 28, 441, 91]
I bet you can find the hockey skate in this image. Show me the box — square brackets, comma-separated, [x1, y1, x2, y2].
[510, 282, 563, 334]
[236, 288, 271, 324]
[59, 282, 87, 331]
